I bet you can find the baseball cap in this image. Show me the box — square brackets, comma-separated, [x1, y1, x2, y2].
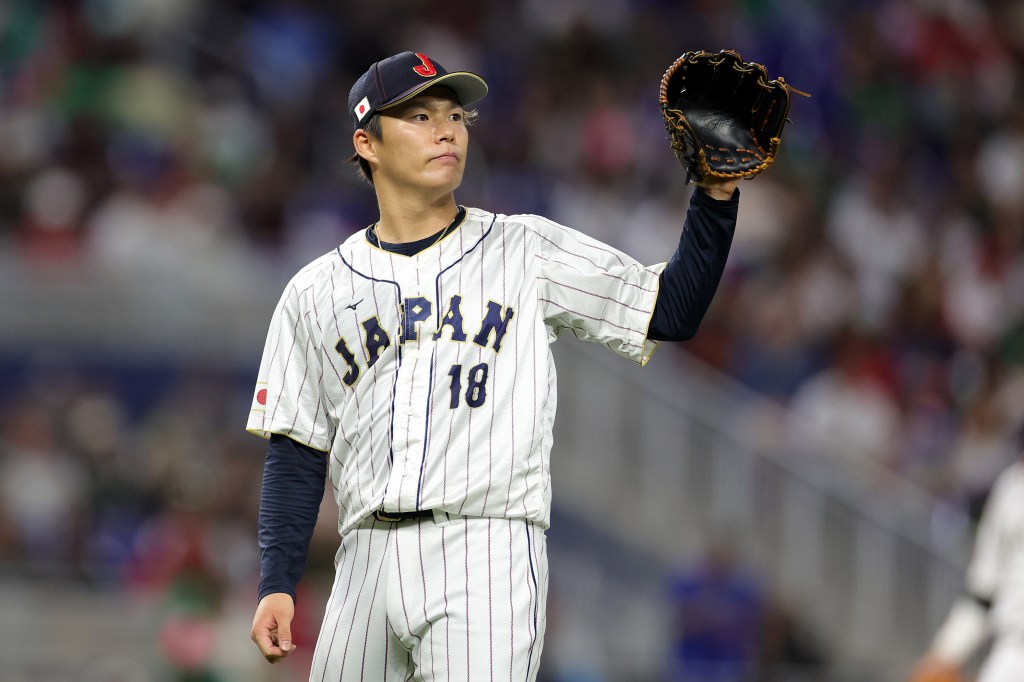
[348, 51, 488, 129]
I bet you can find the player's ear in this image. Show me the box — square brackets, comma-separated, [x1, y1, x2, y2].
[353, 129, 377, 164]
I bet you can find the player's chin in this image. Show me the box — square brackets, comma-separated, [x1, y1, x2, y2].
[425, 166, 465, 192]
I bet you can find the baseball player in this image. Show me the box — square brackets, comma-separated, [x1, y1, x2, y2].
[247, 50, 744, 680]
[910, 451, 1024, 682]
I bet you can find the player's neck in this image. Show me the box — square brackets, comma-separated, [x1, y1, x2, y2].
[373, 192, 460, 244]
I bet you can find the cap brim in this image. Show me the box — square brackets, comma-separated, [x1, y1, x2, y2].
[378, 72, 489, 112]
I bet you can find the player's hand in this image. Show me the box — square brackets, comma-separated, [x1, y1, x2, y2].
[251, 592, 297, 663]
[694, 178, 739, 201]
[908, 654, 964, 682]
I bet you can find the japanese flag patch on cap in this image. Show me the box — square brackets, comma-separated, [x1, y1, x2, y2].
[353, 96, 372, 122]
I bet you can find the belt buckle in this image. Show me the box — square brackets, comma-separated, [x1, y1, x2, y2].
[373, 509, 404, 523]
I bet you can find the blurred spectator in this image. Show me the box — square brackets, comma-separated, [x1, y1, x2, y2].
[825, 153, 926, 332]
[0, 401, 88, 572]
[16, 165, 89, 264]
[788, 328, 902, 470]
[666, 538, 767, 682]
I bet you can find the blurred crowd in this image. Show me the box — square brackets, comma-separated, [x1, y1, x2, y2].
[0, 360, 309, 679]
[4, 0, 1024, 678]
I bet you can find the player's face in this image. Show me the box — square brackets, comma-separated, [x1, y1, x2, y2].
[370, 87, 469, 196]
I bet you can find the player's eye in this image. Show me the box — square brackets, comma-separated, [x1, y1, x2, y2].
[450, 112, 464, 122]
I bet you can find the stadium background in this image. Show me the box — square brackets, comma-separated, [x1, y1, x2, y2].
[2, 0, 1024, 680]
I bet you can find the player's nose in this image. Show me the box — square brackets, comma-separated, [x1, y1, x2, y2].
[434, 118, 456, 143]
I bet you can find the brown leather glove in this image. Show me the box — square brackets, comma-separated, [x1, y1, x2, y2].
[659, 49, 807, 184]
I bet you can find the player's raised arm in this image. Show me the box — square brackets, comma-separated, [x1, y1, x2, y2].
[645, 182, 738, 343]
[646, 51, 804, 344]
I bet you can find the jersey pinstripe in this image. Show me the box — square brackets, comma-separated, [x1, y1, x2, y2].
[247, 206, 662, 535]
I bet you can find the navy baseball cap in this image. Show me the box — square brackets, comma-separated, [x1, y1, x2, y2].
[348, 51, 488, 129]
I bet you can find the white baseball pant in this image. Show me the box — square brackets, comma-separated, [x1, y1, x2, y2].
[309, 511, 548, 681]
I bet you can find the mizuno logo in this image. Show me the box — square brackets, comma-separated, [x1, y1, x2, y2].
[345, 299, 363, 312]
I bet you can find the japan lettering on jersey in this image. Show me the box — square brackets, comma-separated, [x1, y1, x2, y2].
[247, 207, 662, 536]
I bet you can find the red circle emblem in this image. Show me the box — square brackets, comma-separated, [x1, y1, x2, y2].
[256, 389, 268, 405]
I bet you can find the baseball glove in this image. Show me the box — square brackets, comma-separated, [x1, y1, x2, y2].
[659, 49, 807, 184]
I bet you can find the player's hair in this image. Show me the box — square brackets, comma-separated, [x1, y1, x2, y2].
[349, 108, 479, 185]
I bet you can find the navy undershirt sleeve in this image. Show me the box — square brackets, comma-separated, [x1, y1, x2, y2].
[647, 187, 738, 341]
[257, 434, 327, 603]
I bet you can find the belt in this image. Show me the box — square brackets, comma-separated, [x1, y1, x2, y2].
[373, 508, 434, 523]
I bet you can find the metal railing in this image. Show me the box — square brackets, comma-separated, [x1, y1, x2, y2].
[547, 341, 972, 681]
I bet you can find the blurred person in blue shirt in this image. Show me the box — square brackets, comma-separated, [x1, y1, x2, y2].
[667, 537, 766, 682]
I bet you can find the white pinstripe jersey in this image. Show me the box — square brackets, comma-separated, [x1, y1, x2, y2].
[247, 206, 662, 535]
[966, 460, 1024, 635]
